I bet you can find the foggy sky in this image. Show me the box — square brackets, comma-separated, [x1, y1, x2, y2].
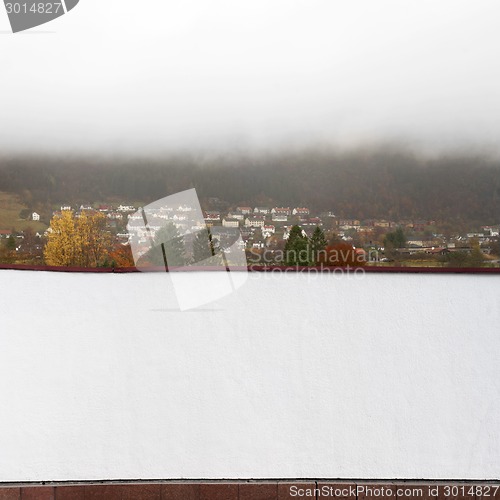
[1, 0, 499, 154]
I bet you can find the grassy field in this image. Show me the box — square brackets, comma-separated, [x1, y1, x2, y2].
[367, 260, 445, 268]
[367, 258, 499, 268]
[0, 192, 48, 233]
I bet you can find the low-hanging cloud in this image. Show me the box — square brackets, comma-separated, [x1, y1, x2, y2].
[0, 0, 499, 154]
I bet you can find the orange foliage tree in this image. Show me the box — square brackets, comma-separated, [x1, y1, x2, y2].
[109, 244, 136, 268]
[44, 210, 111, 267]
[318, 243, 366, 267]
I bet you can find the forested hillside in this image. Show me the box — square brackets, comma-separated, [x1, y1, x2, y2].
[1, 148, 499, 225]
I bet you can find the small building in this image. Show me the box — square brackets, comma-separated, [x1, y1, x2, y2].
[32, 212, 41, 222]
[308, 217, 322, 226]
[245, 216, 265, 228]
[411, 220, 427, 232]
[254, 207, 270, 214]
[176, 205, 194, 213]
[272, 214, 288, 222]
[407, 240, 424, 248]
[237, 207, 252, 215]
[374, 220, 391, 228]
[204, 211, 221, 221]
[424, 247, 450, 256]
[222, 218, 240, 228]
[261, 225, 276, 238]
[271, 207, 291, 216]
[117, 205, 136, 212]
[292, 207, 310, 216]
[482, 226, 500, 237]
[107, 212, 124, 220]
[227, 211, 245, 221]
[339, 219, 361, 230]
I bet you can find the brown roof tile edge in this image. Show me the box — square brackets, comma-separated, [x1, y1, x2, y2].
[0, 479, 499, 485]
[2, 480, 500, 500]
[0, 264, 500, 274]
[0, 477, 500, 482]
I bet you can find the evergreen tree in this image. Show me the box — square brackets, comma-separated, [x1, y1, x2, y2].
[490, 236, 500, 257]
[468, 239, 485, 267]
[6, 235, 16, 252]
[309, 226, 327, 265]
[285, 225, 303, 248]
[146, 222, 186, 268]
[384, 227, 406, 259]
[384, 227, 406, 249]
[0, 235, 17, 264]
[284, 225, 309, 266]
[192, 229, 215, 263]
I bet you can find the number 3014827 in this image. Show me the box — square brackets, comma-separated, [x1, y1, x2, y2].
[5, 3, 63, 14]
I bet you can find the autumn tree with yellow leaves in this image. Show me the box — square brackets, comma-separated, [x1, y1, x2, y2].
[44, 210, 112, 267]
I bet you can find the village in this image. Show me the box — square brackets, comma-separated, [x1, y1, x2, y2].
[1, 200, 499, 267]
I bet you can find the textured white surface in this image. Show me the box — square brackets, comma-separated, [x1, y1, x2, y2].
[0, 270, 499, 481]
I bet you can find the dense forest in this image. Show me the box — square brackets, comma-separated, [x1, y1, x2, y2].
[1, 147, 500, 226]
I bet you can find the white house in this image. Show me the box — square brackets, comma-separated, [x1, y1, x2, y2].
[172, 214, 188, 221]
[204, 211, 221, 221]
[272, 214, 288, 222]
[177, 205, 193, 213]
[107, 212, 123, 220]
[32, 212, 40, 221]
[127, 213, 143, 221]
[254, 207, 270, 214]
[271, 207, 291, 216]
[292, 207, 310, 216]
[227, 211, 245, 221]
[118, 205, 136, 212]
[307, 217, 322, 226]
[245, 216, 265, 228]
[339, 219, 361, 230]
[261, 225, 276, 238]
[481, 226, 500, 237]
[222, 218, 240, 228]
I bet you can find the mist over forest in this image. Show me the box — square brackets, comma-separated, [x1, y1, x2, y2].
[1, 146, 500, 227]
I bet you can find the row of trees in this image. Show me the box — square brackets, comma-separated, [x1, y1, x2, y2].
[384, 228, 406, 251]
[138, 223, 247, 269]
[42, 211, 135, 268]
[283, 226, 365, 267]
[40, 215, 366, 269]
[0, 235, 17, 263]
[3, 211, 497, 268]
[0, 214, 378, 269]
[138, 223, 219, 268]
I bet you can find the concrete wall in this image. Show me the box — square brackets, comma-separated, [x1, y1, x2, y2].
[0, 270, 499, 481]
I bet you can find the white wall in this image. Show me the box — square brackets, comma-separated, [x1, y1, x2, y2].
[0, 270, 499, 481]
